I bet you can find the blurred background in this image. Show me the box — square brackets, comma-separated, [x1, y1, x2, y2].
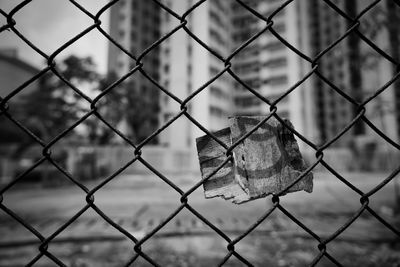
[0, 0, 400, 266]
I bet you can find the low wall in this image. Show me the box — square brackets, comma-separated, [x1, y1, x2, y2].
[89, 146, 196, 175]
[0, 158, 15, 184]
[1, 144, 398, 185]
[303, 148, 353, 172]
[63, 145, 198, 180]
[303, 147, 400, 172]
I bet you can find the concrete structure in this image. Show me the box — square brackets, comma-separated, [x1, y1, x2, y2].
[0, 49, 40, 183]
[306, 0, 399, 148]
[108, 0, 234, 149]
[231, 0, 317, 150]
[0, 49, 39, 101]
[306, 0, 363, 147]
[108, 0, 399, 152]
[355, 1, 400, 148]
[107, 0, 161, 139]
[158, 0, 233, 149]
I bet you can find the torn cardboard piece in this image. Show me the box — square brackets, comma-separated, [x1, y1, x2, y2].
[196, 116, 313, 204]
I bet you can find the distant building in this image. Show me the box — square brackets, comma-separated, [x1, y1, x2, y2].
[0, 49, 39, 102]
[108, 0, 234, 149]
[107, 0, 161, 140]
[307, 0, 399, 147]
[158, 0, 234, 148]
[0, 49, 40, 144]
[231, 0, 400, 148]
[158, 0, 315, 149]
[107, 0, 399, 151]
[231, 0, 317, 149]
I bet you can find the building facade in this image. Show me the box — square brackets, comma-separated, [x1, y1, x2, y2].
[157, 0, 234, 149]
[231, 0, 317, 149]
[307, 0, 399, 148]
[107, 0, 399, 151]
[107, 0, 161, 141]
[0, 49, 41, 143]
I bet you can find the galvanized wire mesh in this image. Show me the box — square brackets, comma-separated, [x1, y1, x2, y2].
[1, 0, 400, 266]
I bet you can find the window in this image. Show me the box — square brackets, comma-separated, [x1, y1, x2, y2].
[163, 95, 169, 105]
[210, 106, 226, 117]
[164, 80, 169, 90]
[263, 57, 287, 68]
[209, 66, 220, 76]
[277, 110, 289, 118]
[187, 43, 192, 56]
[263, 75, 288, 86]
[233, 29, 257, 42]
[243, 78, 260, 88]
[209, 28, 226, 46]
[264, 41, 285, 51]
[164, 112, 173, 122]
[153, 29, 160, 39]
[265, 7, 286, 18]
[234, 62, 260, 74]
[238, 44, 259, 57]
[130, 31, 137, 41]
[209, 9, 225, 30]
[234, 96, 261, 107]
[266, 93, 288, 103]
[153, 14, 160, 24]
[210, 86, 226, 98]
[164, 11, 171, 23]
[212, 0, 226, 14]
[164, 64, 169, 73]
[142, 38, 149, 47]
[272, 23, 286, 33]
[117, 61, 124, 69]
[233, 15, 257, 27]
[163, 47, 170, 59]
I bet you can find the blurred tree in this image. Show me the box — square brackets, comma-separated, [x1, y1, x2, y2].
[385, 1, 400, 139]
[125, 80, 159, 144]
[86, 71, 126, 144]
[386, 0, 400, 214]
[0, 55, 98, 150]
[19, 55, 98, 141]
[0, 112, 25, 143]
[345, 1, 365, 135]
[87, 75, 159, 145]
[361, 1, 400, 213]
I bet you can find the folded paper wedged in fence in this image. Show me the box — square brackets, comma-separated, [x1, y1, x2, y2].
[196, 116, 313, 204]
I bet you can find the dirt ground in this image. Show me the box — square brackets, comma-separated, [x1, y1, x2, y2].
[0, 171, 399, 266]
[1, 233, 399, 266]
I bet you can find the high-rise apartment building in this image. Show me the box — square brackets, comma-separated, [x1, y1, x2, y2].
[231, 0, 317, 148]
[108, 0, 161, 141]
[307, 0, 399, 147]
[157, 0, 315, 150]
[157, 0, 233, 149]
[108, 0, 399, 151]
[108, 0, 233, 148]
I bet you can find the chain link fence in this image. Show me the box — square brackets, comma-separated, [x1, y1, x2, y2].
[1, 0, 400, 266]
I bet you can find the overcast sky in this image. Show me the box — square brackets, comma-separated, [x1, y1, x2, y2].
[0, 0, 110, 74]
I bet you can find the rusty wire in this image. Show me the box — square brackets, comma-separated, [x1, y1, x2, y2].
[1, 0, 400, 266]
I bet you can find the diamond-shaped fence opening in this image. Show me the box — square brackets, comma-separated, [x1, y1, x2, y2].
[0, 0, 400, 266]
